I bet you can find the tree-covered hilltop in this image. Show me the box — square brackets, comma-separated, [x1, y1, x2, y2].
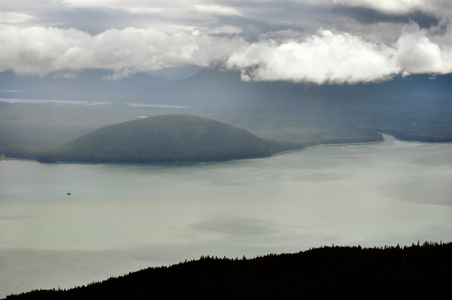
[38, 114, 277, 163]
[6, 242, 452, 299]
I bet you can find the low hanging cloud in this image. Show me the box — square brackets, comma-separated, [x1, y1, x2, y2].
[226, 30, 400, 84]
[396, 26, 452, 74]
[0, 25, 245, 76]
[226, 25, 452, 84]
[1, 22, 451, 84]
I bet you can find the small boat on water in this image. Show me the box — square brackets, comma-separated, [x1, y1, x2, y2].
[67, 193, 71, 195]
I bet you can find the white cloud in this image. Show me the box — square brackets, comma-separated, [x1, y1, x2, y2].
[0, 26, 91, 74]
[227, 30, 400, 84]
[3, 23, 451, 83]
[0, 25, 245, 75]
[395, 25, 452, 74]
[0, 12, 36, 24]
[227, 24, 452, 84]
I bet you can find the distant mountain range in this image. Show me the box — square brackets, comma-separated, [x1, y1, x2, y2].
[0, 69, 174, 102]
[1, 67, 451, 108]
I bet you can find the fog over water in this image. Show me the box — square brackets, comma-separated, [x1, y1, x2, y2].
[1, 137, 452, 297]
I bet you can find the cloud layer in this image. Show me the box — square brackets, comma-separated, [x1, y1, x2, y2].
[1, 0, 452, 83]
[0, 26, 245, 76]
[228, 25, 452, 83]
[227, 30, 399, 84]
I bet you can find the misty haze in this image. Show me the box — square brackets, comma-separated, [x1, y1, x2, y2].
[1, 0, 452, 298]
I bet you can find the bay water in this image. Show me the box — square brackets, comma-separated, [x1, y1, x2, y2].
[1, 136, 452, 297]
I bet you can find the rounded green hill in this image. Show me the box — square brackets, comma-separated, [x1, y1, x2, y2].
[39, 114, 273, 163]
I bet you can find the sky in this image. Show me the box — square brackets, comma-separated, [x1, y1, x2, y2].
[0, 0, 452, 84]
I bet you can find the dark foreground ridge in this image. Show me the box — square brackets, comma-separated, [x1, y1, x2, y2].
[7, 242, 452, 299]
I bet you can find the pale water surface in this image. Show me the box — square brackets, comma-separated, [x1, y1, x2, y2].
[1, 137, 452, 297]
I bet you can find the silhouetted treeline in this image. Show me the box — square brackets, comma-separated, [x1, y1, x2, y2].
[7, 242, 452, 299]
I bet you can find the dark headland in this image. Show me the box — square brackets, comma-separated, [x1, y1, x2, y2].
[6, 242, 452, 299]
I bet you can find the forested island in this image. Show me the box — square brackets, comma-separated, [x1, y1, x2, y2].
[37, 114, 289, 163]
[0, 102, 384, 163]
[6, 242, 452, 299]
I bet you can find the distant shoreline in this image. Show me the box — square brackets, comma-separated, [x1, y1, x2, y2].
[1, 134, 439, 163]
[0, 138, 389, 163]
[0, 156, 35, 162]
[1, 139, 385, 163]
[303, 139, 386, 151]
[272, 138, 386, 157]
[0, 97, 188, 109]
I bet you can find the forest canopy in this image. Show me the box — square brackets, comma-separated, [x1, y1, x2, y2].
[7, 242, 452, 299]
[38, 114, 276, 163]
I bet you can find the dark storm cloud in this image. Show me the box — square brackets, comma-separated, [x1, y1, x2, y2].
[331, 5, 440, 28]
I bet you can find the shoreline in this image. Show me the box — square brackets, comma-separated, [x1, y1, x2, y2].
[1, 140, 386, 163]
[0, 157, 36, 162]
[2, 134, 438, 163]
[271, 138, 386, 157]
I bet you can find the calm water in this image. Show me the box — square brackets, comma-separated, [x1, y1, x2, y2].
[1, 137, 452, 297]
